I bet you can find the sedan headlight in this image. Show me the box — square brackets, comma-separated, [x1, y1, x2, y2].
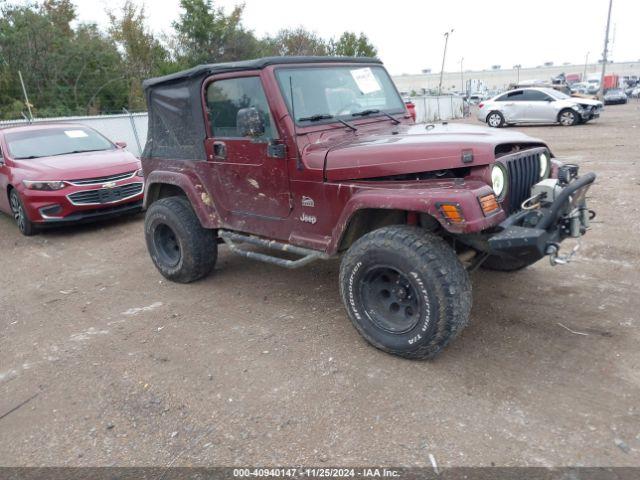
[539, 152, 550, 179]
[491, 164, 507, 199]
[134, 168, 144, 177]
[22, 180, 67, 191]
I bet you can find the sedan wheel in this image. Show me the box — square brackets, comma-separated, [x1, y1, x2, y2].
[487, 112, 505, 128]
[559, 109, 578, 126]
[9, 189, 37, 236]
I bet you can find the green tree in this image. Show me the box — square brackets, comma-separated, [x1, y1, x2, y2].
[108, 0, 169, 110]
[332, 32, 377, 57]
[0, 1, 125, 119]
[262, 27, 329, 56]
[172, 0, 261, 67]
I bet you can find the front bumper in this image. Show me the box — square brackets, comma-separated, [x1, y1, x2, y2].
[487, 172, 596, 265]
[38, 200, 143, 226]
[21, 179, 144, 223]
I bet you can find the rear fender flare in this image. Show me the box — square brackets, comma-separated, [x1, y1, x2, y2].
[144, 171, 220, 228]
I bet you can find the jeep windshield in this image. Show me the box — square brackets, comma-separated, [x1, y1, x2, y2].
[276, 65, 405, 126]
[6, 127, 114, 160]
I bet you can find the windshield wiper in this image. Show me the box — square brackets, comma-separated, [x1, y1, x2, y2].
[336, 118, 357, 131]
[298, 113, 357, 131]
[352, 109, 400, 125]
[352, 109, 380, 117]
[14, 155, 42, 159]
[298, 114, 334, 122]
[49, 149, 109, 157]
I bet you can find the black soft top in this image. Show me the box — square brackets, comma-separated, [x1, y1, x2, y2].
[142, 56, 381, 161]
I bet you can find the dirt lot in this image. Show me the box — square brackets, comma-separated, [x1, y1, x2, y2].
[1, 103, 639, 468]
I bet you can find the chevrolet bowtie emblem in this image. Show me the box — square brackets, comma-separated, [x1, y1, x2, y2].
[102, 181, 117, 189]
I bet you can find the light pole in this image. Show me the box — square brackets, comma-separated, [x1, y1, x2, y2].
[598, 0, 613, 99]
[438, 29, 454, 95]
[583, 52, 589, 82]
[514, 64, 522, 84]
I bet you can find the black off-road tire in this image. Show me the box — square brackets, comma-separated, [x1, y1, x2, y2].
[144, 196, 217, 283]
[9, 189, 37, 236]
[486, 111, 505, 128]
[339, 225, 472, 360]
[480, 254, 533, 272]
[558, 108, 579, 126]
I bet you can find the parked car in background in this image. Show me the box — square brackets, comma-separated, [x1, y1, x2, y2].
[477, 87, 603, 127]
[586, 79, 600, 95]
[403, 98, 416, 121]
[0, 124, 143, 235]
[603, 88, 628, 105]
[631, 86, 640, 98]
[467, 93, 484, 105]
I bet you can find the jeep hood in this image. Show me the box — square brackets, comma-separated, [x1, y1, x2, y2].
[305, 122, 547, 181]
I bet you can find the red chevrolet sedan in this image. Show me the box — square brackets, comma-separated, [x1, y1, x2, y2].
[0, 123, 144, 235]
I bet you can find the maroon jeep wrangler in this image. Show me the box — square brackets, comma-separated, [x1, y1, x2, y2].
[141, 57, 595, 359]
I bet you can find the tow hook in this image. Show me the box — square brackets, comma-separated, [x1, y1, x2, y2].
[546, 241, 581, 266]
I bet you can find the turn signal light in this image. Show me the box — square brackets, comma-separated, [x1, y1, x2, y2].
[438, 203, 464, 224]
[479, 193, 500, 215]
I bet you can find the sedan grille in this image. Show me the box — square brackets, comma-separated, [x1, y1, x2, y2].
[503, 150, 543, 214]
[68, 182, 143, 205]
[69, 171, 135, 186]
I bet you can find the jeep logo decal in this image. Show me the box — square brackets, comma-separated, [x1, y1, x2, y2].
[299, 212, 317, 224]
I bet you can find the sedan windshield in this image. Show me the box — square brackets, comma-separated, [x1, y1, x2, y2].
[6, 126, 114, 159]
[276, 65, 405, 125]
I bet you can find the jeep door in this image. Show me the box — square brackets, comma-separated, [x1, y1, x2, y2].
[203, 73, 291, 219]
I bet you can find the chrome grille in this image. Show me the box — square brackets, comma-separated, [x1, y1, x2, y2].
[68, 182, 143, 205]
[503, 150, 543, 214]
[69, 171, 136, 186]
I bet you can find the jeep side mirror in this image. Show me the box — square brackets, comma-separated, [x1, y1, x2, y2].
[115, 141, 127, 148]
[237, 107, 265, 138]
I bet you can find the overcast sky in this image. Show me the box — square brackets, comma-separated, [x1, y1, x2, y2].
[69, 0, 639, 75]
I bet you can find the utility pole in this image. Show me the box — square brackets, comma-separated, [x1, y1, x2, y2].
[18, 70, 33, 121]
[583, 52, 589, 81]
[438, 29, 454, 95]
[460, 57, 464, 95]
[514, 64, 522, 84]
[598, 0, 613, 99]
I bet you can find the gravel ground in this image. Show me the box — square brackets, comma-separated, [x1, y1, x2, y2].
[1, 103, 639, 467]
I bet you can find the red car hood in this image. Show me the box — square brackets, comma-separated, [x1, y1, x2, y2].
[13, 149, 140, 181]
[304, 122, 546, 181]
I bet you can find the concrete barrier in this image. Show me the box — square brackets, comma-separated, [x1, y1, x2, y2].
[412, 95, 465, 123]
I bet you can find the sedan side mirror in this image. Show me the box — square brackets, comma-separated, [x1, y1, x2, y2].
[237, 107, 266, 138]
[115, 141, 127, 149]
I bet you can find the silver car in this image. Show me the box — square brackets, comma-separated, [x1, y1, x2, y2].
[477, 88, 603, 127]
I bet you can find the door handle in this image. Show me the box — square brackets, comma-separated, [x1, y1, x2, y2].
[213, 141, 227, 160]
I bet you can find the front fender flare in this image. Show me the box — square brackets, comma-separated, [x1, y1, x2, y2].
[328, 180, 504, 254]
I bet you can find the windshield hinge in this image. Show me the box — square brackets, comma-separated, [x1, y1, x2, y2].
[267, 141, 286, 159]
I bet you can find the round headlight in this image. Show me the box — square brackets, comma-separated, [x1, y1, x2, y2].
[491, 164, 507, 199]
[539, 152, 550, 179]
